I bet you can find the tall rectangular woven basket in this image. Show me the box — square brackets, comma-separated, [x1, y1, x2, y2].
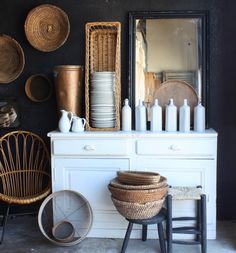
[85, 22, 121, 131]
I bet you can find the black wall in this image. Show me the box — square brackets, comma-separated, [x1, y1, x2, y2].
[0, 0, 234, 219]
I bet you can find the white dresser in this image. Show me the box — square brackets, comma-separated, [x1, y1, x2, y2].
[48, 129, 217, 239]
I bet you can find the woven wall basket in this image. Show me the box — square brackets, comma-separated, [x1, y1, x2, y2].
[25, 74, 52, 102]
[0, 34, 25, 83]
[24, 4, 70, 52]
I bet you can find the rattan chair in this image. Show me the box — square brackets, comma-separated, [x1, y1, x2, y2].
[0, 131, 51, 243]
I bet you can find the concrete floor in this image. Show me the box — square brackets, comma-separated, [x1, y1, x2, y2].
[0, 215, 236, 253]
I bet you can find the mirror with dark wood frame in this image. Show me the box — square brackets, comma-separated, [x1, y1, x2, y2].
[129, 11, 209, 129]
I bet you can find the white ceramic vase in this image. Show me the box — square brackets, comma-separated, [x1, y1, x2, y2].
[135, 99, 146, 131]
[58, 110, 73, 133]
[194, 103, 205, 132]
[179, 99, 190, 132]
[71, 116, 86, 132]
[122, 99, 132, 131]
[150, 99, 162, 132]
[165, 98, 177, 132]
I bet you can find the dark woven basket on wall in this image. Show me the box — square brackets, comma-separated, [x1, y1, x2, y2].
[0, 34, 25, 83]
[24, 4, 70, 52]
[25, 74, 52, 102]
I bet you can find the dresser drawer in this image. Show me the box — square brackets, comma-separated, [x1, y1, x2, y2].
[136, 139, 216, 157]
[53, 139, 129, 156]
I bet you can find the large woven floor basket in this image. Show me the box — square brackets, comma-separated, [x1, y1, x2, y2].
[108, 184, 168, 204]
[109, 171, 168, 219]
[85, 22, 121, 131]
[111, 196, 165, 220]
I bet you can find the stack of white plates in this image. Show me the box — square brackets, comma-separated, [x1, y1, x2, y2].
[90, 72, 116, 128]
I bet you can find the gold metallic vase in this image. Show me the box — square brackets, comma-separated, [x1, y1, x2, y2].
[54, 65, 83, 117]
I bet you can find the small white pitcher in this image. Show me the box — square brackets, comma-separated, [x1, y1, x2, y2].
[58, 109, 73, 133]
[71, 116, 86, 132]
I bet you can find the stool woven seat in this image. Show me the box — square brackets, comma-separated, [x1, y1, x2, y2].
[168, 186, 202, 200]
[167, 186, 206, 253]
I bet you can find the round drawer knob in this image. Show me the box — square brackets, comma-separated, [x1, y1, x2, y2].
[84, 145, 96, 151]
[169, 144, 180, 151]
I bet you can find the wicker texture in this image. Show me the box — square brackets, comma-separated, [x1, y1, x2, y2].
[110, 176, 167, 190]
[25, 74, 52, 102]
[108, 184, 168, 204]
[85, 22, 121, 131]
[0, 34, 25, 83]
[24, 4, 70, 52]
[0, 131, 51, 204]
[169, 186, 202, 200]
[111, 196, 165, 219]
[117, 171, 161, 185]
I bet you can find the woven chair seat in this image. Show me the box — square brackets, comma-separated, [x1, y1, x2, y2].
[168, 186, 202, 200]
[0, 186, 51, 204]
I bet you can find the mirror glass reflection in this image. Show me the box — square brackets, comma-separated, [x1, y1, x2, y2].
[133, 16, 204, 121]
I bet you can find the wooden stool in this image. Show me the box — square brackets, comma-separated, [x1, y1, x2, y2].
[121, 208, 167, 253]
[166, 186, 206, 253]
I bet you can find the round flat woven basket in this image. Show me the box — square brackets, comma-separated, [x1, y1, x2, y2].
[108, 184, 168, 204]
[110, 176, 167, 190]
[111, 196, 165, 219]
[0, 34, 25, 83]
[24, 4, 70, 52]
[25, 74, 52, 102]
[117, 171, 161, 185]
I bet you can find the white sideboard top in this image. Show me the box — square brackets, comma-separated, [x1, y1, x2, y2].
[48, 129, 217, 139]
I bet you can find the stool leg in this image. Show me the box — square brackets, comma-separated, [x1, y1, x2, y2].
[201, 194, 207, 253]
[166, 194, 173, 253]
[197, 198, 201, 242]
[121, 222, 133, 253]
[142, 224, 147, 241]
[158, 222, 166, 253]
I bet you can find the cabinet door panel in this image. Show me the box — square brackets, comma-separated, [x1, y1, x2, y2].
[54, 158, 130, 210]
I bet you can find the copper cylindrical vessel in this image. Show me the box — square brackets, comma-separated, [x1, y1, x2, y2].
[54, 65, 83, 117]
